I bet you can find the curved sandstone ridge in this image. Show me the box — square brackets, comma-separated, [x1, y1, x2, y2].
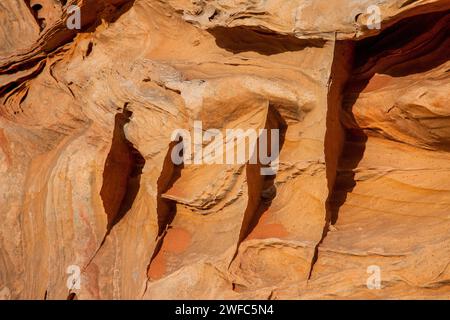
[0, 0, 448, 299]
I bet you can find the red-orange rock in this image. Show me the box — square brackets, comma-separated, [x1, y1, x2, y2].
[0, 0, 449, 299]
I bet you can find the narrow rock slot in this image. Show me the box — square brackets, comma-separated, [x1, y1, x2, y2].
[146, 140, 184, 280]
[327, 129, 367, 225]
[327, 11, 450, 222]
[155, 141, 184, 237]
[85, 104, 145, 275]
[308, 41, 355, 279]
[308, 10, 449, 279]
[231, 105, 287, 266]
[100, 104, 145, 234]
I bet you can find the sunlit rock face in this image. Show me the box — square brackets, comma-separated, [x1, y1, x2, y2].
[0, 0, 448, 299]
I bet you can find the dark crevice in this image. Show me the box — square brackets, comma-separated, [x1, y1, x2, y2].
[67, 292, 77, 300]
[308, 41, 356, 280]
[345, 10, 449, 116]
[1, 56, 44, 76]
[208, 26, 325, 56]
[328, 130, 367, 225]
[334, 12, 449, 214]
[100, 103, 145, 235]
[85, 41, 93, 58]
[0, 82, 20, 98]
[309, 128, 367, 280]
[326, 13, 448, 227]
[309, 10, 449, 279]
[1, 59, 43, 106]
[156, 141, 184, 237]
[146, 140, 183, 280]
[353, 10, 449, 79]
[82, 103, 145, 274]
[344, 9, 450, 147]
[229, 105, 287, 266]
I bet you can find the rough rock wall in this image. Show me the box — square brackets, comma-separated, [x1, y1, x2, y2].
[0, 0, 448, 299]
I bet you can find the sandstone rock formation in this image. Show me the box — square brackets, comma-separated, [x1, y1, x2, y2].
[0, 0, 449, 299]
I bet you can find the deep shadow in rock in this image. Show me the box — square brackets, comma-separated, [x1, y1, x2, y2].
[226, 104, 288, 272]
[146, 141, 184, 281]
[208, 26, 325, 56]
[353, 10, 449, 79]
[328, 128, 367, 225]
[100, 104, 145, 233]
[156, 141, 184, 237]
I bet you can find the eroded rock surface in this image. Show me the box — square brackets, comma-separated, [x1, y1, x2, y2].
[0, 0, 449, 299]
